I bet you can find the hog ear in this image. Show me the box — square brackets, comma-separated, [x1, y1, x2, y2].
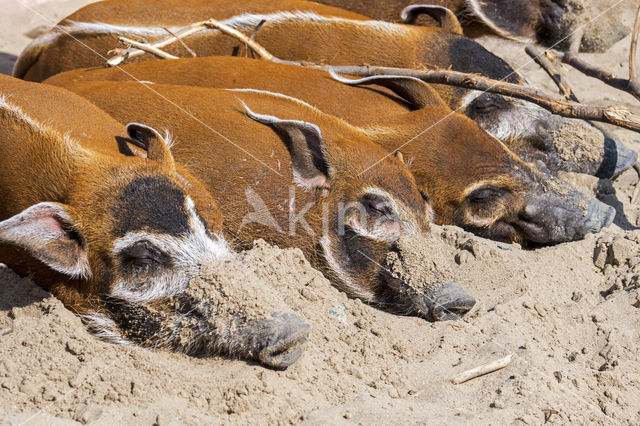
[242, 103, 331, 190]
[125, 123, 176, 171]
[401, 4, 463, 34]
[328, 70, 446, 110]
[465, 0, 538, 42]
[0, 202, 91, 279]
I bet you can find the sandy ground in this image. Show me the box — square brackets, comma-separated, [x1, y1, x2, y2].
[1, 0, 640, 424]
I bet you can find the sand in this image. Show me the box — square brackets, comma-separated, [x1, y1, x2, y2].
[1, 0, 640, 424]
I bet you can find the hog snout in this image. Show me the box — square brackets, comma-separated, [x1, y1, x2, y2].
[547, 119, 637, 177]
[518, 188, 615, 244]
[427, 281, 476, 322]
[256, 313, 311, 369]
[384, 234, 475, 321]
[582, 198, 616, 234]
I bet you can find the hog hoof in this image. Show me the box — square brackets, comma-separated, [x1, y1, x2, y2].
[429, 281, 476, 321]
[258, 313, 311, 369]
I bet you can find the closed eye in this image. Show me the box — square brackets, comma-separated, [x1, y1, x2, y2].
[362, 193, 395, 219]
[120, 240, 171, 271]
[467, 186, 508, 204]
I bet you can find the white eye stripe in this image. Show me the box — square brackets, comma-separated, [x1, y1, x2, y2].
[24, 12, 412, 53]
[320, 235, 375, 302]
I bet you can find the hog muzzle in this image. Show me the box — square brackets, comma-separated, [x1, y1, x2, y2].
[546, 118, 637, 177]
[256, 313, 311, 369]
[384, 234, 476, 321]
[427, 281, 476, 321]
[517, 186, 615, 244]
[596, 136, 638, 179]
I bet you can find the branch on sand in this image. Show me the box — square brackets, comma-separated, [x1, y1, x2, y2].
[105, 18, 640, 134]
[526, 45, 578, 102]
[451, 354, 513, 384]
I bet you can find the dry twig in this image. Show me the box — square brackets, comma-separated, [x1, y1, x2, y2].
[560, 51, 640, 102]
[631, 6, 640, 84]
[451, 354, 513, 384]
[108, 22, 207, 66]
[116, 36, 179, 60]
[201, 18, 278, 62]
[105, 18, 640, 133]
[526, 46, 578, 102]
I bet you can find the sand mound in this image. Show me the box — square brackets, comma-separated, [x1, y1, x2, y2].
[2, 228, 640, 424]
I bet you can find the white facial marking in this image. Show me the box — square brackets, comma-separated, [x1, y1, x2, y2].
[320, 235, 375, 302]
[110, 196, 230, 304]
[81, 313, 131, 346]
[364, 187, 418, 237]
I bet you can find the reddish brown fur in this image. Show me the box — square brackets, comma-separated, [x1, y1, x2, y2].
[13, 0, 366, 82]
[0, 75, 223, 312]
[313, 0, 466, 26]
[46, 57, 535, 241]
[55, 81, 435, 304]
[313, 0, 563, 44]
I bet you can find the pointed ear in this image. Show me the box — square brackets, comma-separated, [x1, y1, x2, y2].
[0, 202, 91, 279]
[401, 4, 463, 34]
[464, 0, 539, 41]
[242, 103, 331, 190]
[328, 70, 446, 110]
[125, 123, 176, 171]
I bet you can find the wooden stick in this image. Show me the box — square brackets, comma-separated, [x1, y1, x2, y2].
[561, 51, 640, 102]
[324, 65, 640, 133]
[631, 6, 640, 83]
[452, 354, 512, 384]
[202, 18, 278, 62]
[108, 22, 207, 66]
[526, 46, 578, 102]
[116, 36, 179, 60]
[104, 19, 640, 133]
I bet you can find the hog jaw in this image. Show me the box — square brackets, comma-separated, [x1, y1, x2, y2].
[382, 234, 476, 320]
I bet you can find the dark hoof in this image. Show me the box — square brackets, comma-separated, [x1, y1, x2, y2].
[258, 313, 311, 369]
[429, 281, 476, 321]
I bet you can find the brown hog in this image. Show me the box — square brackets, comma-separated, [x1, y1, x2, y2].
[55, 80, 477, 321]
[46, 56, 616, 245]
[312, 0, 627, 52]
[0, 75, 311, 369]
[15, 1, 636, 179]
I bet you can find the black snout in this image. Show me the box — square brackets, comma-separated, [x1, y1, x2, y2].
[596, 136, 638, 178]
[428, 281, 476, 321]
[518, 184, 615, 244]
[258, 313, 311, 369]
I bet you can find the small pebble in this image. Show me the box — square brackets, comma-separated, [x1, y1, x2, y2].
[491, 398, 505, 409]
